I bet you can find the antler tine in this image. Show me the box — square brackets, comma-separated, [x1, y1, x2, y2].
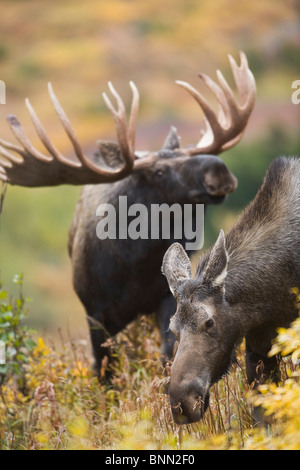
[0, 145, 19, 167]
[5, 114, 53, 162]
[176, 79, 221, 138]
[25, 96, 81, 168]
[228, 51, 256, 113]
[128, 81, 139, 153]
[49, 82, 138, 175]
[48, 83, 112, 174]
[176, 51, 256, 156]
[197, 73, 231, 128]
[216, 51, 256, 151]
[0, 138, 26, 162]
[102, 82, 130, 162]
[102, 80, 139, 169]
[0, 171, 8, 184]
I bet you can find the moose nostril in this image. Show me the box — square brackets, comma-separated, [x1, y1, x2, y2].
[223, 184, 236, 193]
[207, 184, 216, 193]
[171, 385, 210, 424]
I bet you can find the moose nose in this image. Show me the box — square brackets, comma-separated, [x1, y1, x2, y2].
[206, 185, 228, 197]
[204, 173, 238, 196]
[205, 180, 237, 197]
[170, 379, 210, 425]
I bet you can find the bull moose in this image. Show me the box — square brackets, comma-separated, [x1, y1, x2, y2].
[162, 156, 300, 424]
[0, 53, 256, 376]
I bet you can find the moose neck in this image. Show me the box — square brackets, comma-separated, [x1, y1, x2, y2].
[222, 160, 300, 338]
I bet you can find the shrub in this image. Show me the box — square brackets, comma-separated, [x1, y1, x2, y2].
[0, 274, 36, 391]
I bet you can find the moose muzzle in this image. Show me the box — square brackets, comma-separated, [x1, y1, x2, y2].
[169, 375, 211, 424]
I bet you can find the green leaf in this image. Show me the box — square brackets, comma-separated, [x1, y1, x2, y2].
[16, 354, 29, 363]
[2, 311, 13, 321]
[24, 338, 36, 351]
[10, 362, 21, 375]
[0, 364, 7, 374]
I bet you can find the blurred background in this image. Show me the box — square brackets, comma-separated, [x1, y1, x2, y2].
[0, 0, 299, 341]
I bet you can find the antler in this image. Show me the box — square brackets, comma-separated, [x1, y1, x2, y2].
[0, 82, 139, 187]
[0, 53, 255, 187]
[176, 51, 256, 156]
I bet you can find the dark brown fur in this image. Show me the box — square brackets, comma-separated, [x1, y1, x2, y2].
[162, 156, 300, 424]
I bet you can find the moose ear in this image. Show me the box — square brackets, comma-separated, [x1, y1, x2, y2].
[162, 126, 181, 150]
[162, 243, 192, 296]
[201, 230, 228, 288]
[96, 140, 124, 169]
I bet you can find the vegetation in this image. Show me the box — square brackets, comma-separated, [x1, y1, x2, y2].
[0, 274, 36, 392]
[0, 277, 299, 450]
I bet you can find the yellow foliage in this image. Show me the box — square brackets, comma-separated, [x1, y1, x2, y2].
[0, 310, 300, 449]
[68, 417, 89, 438]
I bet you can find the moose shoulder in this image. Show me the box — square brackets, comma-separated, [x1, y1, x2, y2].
[162, 156, 300, 425]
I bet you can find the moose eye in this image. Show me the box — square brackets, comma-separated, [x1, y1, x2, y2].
[205, 319, 214, 330]
[155, 169, 164, 177]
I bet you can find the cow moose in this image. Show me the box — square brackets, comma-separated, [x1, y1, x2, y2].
[162, 156, 300, 424]
[0, 53, 256, 377]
